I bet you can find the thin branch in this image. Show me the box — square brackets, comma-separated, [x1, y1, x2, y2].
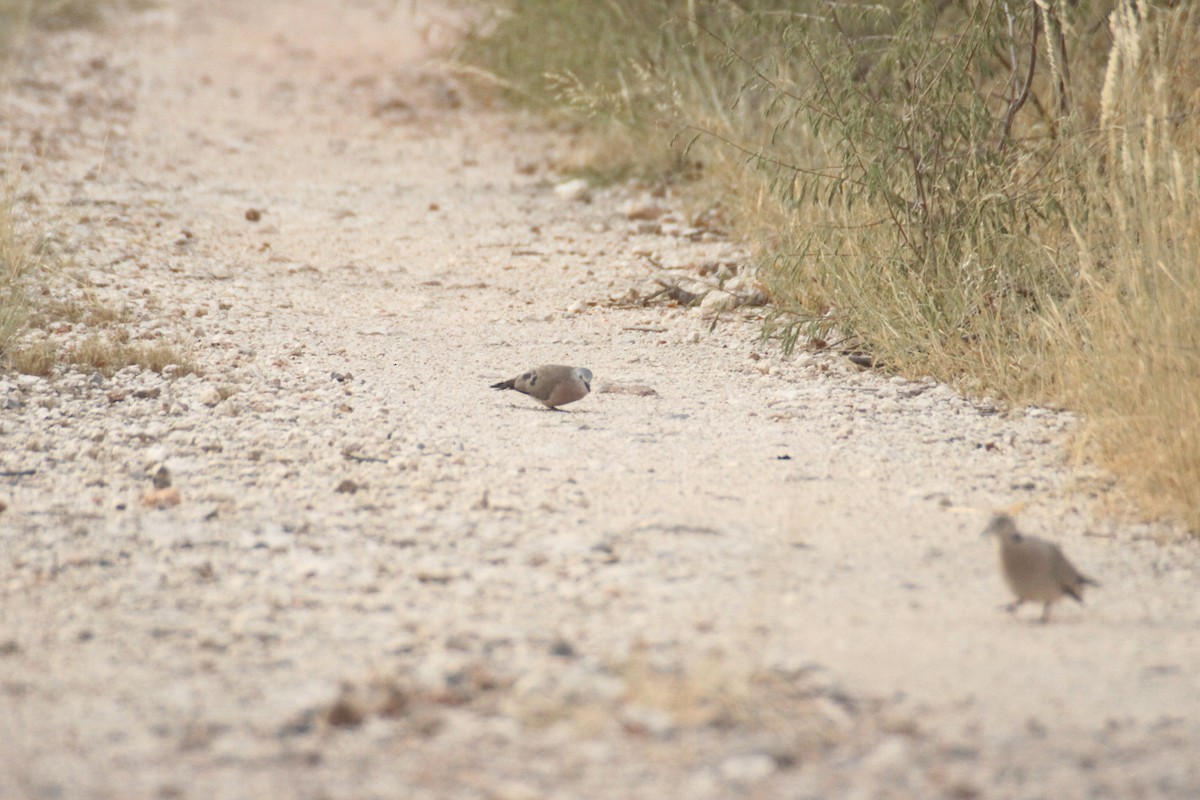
[675, 124, 861, 186]
[999, 1, 1040, 151]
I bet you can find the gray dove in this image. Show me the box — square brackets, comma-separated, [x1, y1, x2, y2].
[490, 365, 593, 410]
[982, 514, 1099, 623]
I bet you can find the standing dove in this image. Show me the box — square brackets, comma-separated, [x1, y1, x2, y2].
[490, 365, 593, 410]
[982, 514, 1098, 622]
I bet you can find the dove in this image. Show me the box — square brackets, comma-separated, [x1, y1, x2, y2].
[982, 514, 1099, 623]
[490, 365, 593, 410]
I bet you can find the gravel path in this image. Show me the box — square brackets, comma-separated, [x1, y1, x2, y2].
[2, 2, 1199, 798]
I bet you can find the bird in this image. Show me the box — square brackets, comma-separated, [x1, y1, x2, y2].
[982, 514, 1099, 623]
[490, 365, 593, 410]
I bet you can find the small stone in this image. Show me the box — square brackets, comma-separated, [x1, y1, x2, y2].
[549, 639, 577, 658]
[245, 208, 262, 222]
[152, 465, 172, 489]
[863, 735, 912, 774]
[554, 178, 591, 202]
[719, 753, 777, 783]
[699, 289, 738, 317]
[198, 385, 222, 407]
[335, 479, 360, 494]
[324, 696, 365, 729]
[621, 705, 675, 738]
[623, 200, 666, 221]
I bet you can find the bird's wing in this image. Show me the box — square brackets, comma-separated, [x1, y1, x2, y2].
[1049, 546, 1089, 600]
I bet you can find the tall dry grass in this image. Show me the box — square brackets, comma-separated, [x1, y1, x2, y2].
[1049, 3, 1200, 528]
[1, 0, 111, 57]
[461, 0, 1200, 531]
[0, 190, 43, 356]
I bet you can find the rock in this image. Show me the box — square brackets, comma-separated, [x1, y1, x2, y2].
[623, 199, 666, 221]
[699, 289, 738, 316]
[198, 385, 222, 407]
[719, 753, 777, 783]
[621, 705, 675, 739]
[862, 735, 912, 774]
[554, 178, 591, 202]
[152, 465, 172, 489]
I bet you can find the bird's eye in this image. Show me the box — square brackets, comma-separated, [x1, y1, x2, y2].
[525, 372, 536, 385]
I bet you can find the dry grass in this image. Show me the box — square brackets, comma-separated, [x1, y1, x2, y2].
[66, 334, 197, 378]
[1047, 3, 1200, 529]
[462, 0, 1200, 531]
[27, 292, 134, 329]
[6, 339, 58, 376]
[0, 188, 192, 379]
[1, 0, 106, 57]
[0, 189, 49, 362]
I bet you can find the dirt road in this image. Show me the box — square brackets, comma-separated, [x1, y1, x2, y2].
[2, 2, 1198, 798]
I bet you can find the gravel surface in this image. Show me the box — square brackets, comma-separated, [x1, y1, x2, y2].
[2, 2, 1199, 798]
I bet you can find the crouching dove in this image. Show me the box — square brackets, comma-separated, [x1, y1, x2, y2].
[982, 514, 1099, 623]
[490, 365, 593, 410]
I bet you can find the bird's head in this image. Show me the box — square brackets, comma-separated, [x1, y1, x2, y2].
[981, 513, 1019, 541]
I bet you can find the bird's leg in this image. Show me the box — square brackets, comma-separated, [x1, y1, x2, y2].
[1039, 603, 1053, 624]
[1003, 600, 1023, 615]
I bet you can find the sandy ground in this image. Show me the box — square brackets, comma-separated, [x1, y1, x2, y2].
[1, 2, 1199, 798]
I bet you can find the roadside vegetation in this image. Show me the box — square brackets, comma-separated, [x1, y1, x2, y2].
[460, 0, 1200, 530]
[0, 0, 195, 379]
